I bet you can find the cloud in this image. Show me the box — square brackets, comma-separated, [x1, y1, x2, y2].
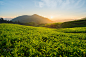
[35, 0, 58, 8]
[75, 0, 85, 8]
[35, 0, 85, 9]
[0, 1, 5, 5]
[75, 0, 82, 6]
[60, 0, 71, 8]
[39, 2, 44, 7]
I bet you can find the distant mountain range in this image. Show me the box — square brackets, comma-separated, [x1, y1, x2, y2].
[0, 17, 12, 21]
[54, 19, 82, 22]
[60, 17, 86, 28]
[11, 14, 53, 24]
[4, 18, 13, 21]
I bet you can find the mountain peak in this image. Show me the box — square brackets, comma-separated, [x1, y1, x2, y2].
[22, 15, 29, 17]
[32, 14, 39, 16]
[11, 14, 53, 24]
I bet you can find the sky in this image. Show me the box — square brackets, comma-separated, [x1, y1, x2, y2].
[0, 0, 86, 20]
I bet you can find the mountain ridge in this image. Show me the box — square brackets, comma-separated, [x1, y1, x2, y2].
[11, 14, 53, 24]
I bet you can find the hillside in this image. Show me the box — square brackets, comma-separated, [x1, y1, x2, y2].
[40, 17, 86, 28]
[61, 17, 86, 28]
[0, 23, 86, 57]
[11, 14, 53, 24]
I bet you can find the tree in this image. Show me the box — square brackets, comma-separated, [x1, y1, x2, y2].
[0, 18, 3, 20]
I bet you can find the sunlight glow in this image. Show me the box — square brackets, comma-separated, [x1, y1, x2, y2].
[50, 16, 54, 19]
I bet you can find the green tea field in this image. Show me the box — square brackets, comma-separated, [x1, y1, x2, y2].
[0, 23, 86, 57]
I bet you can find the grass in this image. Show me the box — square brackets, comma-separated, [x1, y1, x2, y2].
[56, 27, 86, 33]
[0, 23, 86, 57]
[38, 18, 86, 28]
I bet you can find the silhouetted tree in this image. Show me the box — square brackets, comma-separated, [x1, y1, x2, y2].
[0, 18, 3, 20]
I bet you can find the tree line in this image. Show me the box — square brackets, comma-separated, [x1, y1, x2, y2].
[0, 18, 13, 23]
[0, 18, 38, 26]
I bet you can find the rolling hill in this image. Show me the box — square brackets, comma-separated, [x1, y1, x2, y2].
[0, 23, 86, 57]
[61, 17, 86, 28]
[11, 14, 53, 24]
[40, 17, 86, 28]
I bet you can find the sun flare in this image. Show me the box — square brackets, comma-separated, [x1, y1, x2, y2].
[50, 16, 54, 19]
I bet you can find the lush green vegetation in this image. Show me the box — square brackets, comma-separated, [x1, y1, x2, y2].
[0, 23, 86, 57]
[56, 27, 86, 33]
[1, 17, 86, 29]
[38, 18, 86, 28]
[61, 18, 86, 28]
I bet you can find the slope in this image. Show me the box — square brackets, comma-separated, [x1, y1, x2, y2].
[41, 17, 86, 28]
[0, 23, 86, 57]
[11, 14, 53, 24]
[61, 17, 86, 28]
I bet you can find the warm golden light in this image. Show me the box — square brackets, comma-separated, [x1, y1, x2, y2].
[50, 16, 54, 19]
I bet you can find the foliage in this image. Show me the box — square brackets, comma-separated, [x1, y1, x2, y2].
[0, 18, 38, 26]
[24, 22, 38, 26]
[0, 23, 86, 57]
[37, 18, 86, 28]
[0, 18, 12, 23]
[1, 17, 86, 29]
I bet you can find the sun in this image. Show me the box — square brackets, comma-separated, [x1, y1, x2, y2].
[50, 16, 54, 19]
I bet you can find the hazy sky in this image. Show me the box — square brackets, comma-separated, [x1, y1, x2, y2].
[0, 0, 86, 20]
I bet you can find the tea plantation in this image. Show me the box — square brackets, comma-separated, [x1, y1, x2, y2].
[0, 23, 86, 57]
